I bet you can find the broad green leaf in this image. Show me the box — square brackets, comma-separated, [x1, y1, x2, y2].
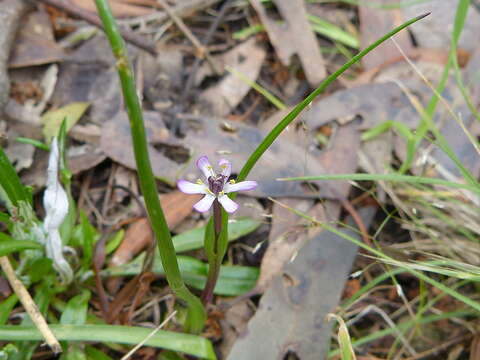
[173, 218, 261, 253]
[85, 346, 113, 360]
[0, 325, 216, 359]
[0, 233, 42, 256]
[0, 148, 31, 209]
[71, 211, 98, 269]
[42, 102, 90, 142]
[0, 295, 18, 325]
[60, 290, 91, 325]
[60, 346, 87, 360]
[0, 212, 10, 224]
[105, 230, 124, 255]
[25, 258, 53, 284]
[105, 255, 259, 296]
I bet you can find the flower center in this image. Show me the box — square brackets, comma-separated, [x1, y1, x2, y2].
[208, 175, 226, 195]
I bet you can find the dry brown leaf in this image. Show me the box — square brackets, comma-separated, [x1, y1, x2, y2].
[469, 336, 480, 360]
[199, 38, 266, 116]
[358, 0, 412, 70]
[109, 191, 201, 268]
[403, 0, 480, 52]
[250, 0, 326, 86]
[219, 300, 254, 359]
[9, 10, 65, 68]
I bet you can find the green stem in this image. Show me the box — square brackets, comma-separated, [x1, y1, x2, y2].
[94, 0, 205, 333]
[201, 200, 222, 305]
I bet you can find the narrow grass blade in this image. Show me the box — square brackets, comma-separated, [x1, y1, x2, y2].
[0, 325, 216, 359]
[0, 233, 42, 256]
[278, 173, 480, 193]
[235, 13, 429, 184]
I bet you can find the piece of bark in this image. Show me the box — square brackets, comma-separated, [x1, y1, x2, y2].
[227, 207, 376, 360]
[250, 0, 326, 86]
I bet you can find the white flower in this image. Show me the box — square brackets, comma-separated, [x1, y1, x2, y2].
[43, 137, 73, 284]
[177, 156, 257, 213]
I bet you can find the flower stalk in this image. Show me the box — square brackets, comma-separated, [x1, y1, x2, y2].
[178, 156, 257, 305]
[94, 0, 205, 333]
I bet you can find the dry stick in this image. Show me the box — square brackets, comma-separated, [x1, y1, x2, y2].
[156, 0, 221, 75]
[0, 256, 61, 354]
[36, 0, 158, 56]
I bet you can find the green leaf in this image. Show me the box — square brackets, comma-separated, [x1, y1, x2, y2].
[278, 173, 480, 193]
[60, 290, 91, 325]
[25, 258, 53, 284]
[0, 148, 31, 210]
[60, 345, 87, 360]
[0, 325, 216, 359]
[106, 255, 259, 296]
[42, 102, 90, 142]
[72, 211, 98, 268]
[85, 346, 114, 360]
[173, 218, 261, 253]
[0, 295, 18, 325]
[0, 344, 18, 359]
[308, 14, 359, 48]
[0, 212, 10, 225]
[105, 230, 124, 255]
[0, 233, 42, 256]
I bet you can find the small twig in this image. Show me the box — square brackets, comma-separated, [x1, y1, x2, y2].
[37, 0, 157, 55]
[156, 0, 221, 75]
[0, 256, 61, 354]
[120, 310, 177, 360]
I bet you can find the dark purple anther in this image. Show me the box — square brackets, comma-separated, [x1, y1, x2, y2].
[208, 175, 226, 194]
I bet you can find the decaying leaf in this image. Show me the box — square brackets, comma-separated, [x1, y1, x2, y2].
[402, 1, 480, 52]
[9, 10, 65, 69]
[101, 110, 345, 199]
[42, 102, 90, 141]
[327, 313, 356, 360]
[250, 0, 326, 86]
[199, 38, 267, 116]
[358, 0, 413, 70]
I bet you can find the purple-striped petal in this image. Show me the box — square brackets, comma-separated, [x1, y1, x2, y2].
[224, 180, 258, 193]
[177, 180, 208, 194]
[196, 156, 215, 179]
[218, 158, 231, 179]
[193, 194, 216, 212]
[218, 195, 239, 213]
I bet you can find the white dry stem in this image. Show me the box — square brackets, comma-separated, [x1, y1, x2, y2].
[120, 310, 177, 360]
[43, 137, 73, 284]
[0, 256, 61, 353]
[347, 304, 417, 356]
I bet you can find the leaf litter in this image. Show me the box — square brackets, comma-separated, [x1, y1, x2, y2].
[1, 1, 480, 359]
